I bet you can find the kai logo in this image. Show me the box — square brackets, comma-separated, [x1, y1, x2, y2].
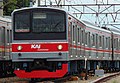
[31, 44, 41, 49]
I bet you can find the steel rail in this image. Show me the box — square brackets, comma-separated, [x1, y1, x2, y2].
[92, 72, 120, 83]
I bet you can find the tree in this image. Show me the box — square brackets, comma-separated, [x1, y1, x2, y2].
[3, 0, 29, 16]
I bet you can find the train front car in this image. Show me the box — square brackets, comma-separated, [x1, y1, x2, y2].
[12, 7, 69, 78]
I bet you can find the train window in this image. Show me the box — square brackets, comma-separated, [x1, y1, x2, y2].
[96, 34, 98, 48]
[78, 28, 80, 43]
[88, 32, 90, 47]
[119, 39, 120, 49]
[99, 36, 102, 47]
[85, 32, 88, 46]
[10, 30, 12, 43]
[32, 12, 65, 32]
[0, 28, 5, 44]
[14, 12, 30, 32]
[0, 28, 2, 44]
[108, 37, 111, 49]
[105, 37, 108, 48]
[81, 30, 84, 45]
[73, 25, 75, 43]
[91, 34, 95, 46]
[70, 22, 72, 42]
[114, 38, 118, 49]
[7, 30, 9, 43]
[102, 36, 104, 49]
[117, 38, 118, 49]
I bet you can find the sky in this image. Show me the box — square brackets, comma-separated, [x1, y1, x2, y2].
[34, 0, 120, 29]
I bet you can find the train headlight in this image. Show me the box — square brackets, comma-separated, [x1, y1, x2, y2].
[58, 45, 63, 50]
[17, 46, 22, 51]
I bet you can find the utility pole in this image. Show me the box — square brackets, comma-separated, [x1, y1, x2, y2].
[0, 0, 3, 16]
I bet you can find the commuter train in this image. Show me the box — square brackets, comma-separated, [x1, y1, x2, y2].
[11, 7, 120, 79]
[0, 16, 13, 77]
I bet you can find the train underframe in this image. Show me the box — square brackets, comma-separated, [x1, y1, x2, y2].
[0, 60, 14, 77]
[13, 59, 120, 79]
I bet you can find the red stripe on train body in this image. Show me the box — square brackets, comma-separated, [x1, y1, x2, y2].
[12, 43, 68, 52]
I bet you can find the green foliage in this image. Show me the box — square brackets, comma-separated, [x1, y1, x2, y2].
[3, 0, 30, 16]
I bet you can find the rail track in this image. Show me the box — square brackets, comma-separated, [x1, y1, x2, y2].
[1, 72, 120, 83]
[92, 72, 120, 83]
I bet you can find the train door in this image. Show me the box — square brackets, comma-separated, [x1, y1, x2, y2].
[96, 34, 99, 59]
[81, 29, 85, 58]
[113, 38, 118, 60]
[91, 33, 96, 59]
[6, 29, 12, 58]
[85, 31, 91, 71]
[84, 31, 90, 58]
[98, 35, 102, 59]
[102, 35, 105, 59]
[69, 22, 72, 58]
[70, 22, 77, 58]
[0, 27, 5, 57]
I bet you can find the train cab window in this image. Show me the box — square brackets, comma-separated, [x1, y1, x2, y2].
[32, 12, 65, 32]
[13, 9, 66, 40]
[14, 12, 30, 32]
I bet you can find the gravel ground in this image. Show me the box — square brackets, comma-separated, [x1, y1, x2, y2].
[64, 76, 99, 83]
[105, 75, 120, 83]
[65, 73, 120, 83]
[0, 77, 30, 83]
[0, 73, 119, 83]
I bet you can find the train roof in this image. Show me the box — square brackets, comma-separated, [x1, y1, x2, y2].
[107, 26, 120, 35]
[12, 7, 67, 14]
[81, 20, 111, 33]
[0, 16, 11, 23]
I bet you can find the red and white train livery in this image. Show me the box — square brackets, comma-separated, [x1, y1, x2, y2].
[11, 7, 120, 79]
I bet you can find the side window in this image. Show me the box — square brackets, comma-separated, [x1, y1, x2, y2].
[77, 28, 80, 43]
[119, 39, 120, 49]
[114, 38, 118, 49]
[99, 36, 102, 47]
[106, 37, 108, 48]
[10, 30, 12, 43]
[7, 30, 9, 43]
[88, 32, 90, 47]
[96, 34, 98, 48]
[73, 25, 75, 43]
[81, 30, 85, 45]
[92, 34, 95, 46]
[102, 36, 104, 49]
[85, 32, 88, 46]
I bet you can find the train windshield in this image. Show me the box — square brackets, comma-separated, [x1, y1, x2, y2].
[15, 12, 30, 32]
[13, 8, 66, 40]
[32, 12, 65, 32]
